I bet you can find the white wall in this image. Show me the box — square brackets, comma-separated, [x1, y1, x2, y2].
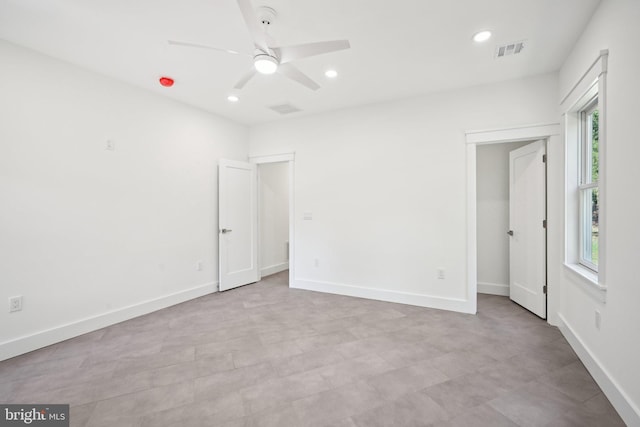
[557, 0, 640, 424]
[476, 141, 529, 295]
[0, 41, 249, 360]
[249, 73, 559, 314]
[259, 162, 289, 276]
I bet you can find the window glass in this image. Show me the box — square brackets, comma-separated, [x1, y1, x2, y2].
[579, 100, 599, 271]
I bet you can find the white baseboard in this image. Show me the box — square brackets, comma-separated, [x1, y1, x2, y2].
[292, 278, 474, 314]
[558, 314, 640, 426]
[0, 282, 217, 362]
[477, 281, 510, 296]
[260, 262, 289, 277]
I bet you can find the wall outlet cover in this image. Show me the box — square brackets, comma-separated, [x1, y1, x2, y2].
[9, 296, 23, 313]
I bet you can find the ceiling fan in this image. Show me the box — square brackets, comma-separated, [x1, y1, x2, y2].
[168, 0, 350, 91]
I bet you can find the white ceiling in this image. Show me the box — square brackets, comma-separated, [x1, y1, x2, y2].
[0, 0, 600, 125]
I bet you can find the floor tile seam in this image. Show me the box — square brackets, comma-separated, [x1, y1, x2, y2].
[428, 376, 526, 409]
[502, 378, 587, 409]
[272, 360, 350, 379]
[0, 359, 93, 386]
[88, 385, 198, 426]
[485, 395, 530, 427]
[387, 391, 457, 424]
[287, 385, 384, 422]
[9, 369, 122, 399]
[85, 378, 198, 416]
[238, 378, 334, 416]
[139, 392, 246, 425]
[0, 349, 60, 370]
[113, 350, 197, 370]
[110, 358, 206, 381]
[87, 411, 145, 427]
[193, 363, 272, 386]
[534, 376, 602, 405]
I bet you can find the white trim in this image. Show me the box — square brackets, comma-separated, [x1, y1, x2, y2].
[250, 153, 296, 288]
[260, 262, 289, 277]
[288, 160, 295, 287]
[250, 152, 295, 164]
[558, 314, 640, 426]
[477, 282, 510, 296]
[465, 123, 560, 145]
[466, 143, 478, 311]
[563, 263, 606, 304]
[0, 282, 217, 362]
[466, 123, 560, 325]
[292, 278, 474, 314]
[560, 50, 609, 108]
[562, 51, 608, 291]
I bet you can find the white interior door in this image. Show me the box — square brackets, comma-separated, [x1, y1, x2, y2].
[509, 140, 546, 318]
[219, 159, 259, 291]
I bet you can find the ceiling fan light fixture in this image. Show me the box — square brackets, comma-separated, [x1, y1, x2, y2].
[254, 54, 278, 74]
[473, 30, 492, 43]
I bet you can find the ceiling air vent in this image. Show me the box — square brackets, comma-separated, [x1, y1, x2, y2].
[495, 41, 525, 58]
[268, 103, 302, 115]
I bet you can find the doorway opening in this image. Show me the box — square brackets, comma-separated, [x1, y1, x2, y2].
[476, 140, 531, 296]
[476, 140, 547, 318]
[466, 123, 560, 322]
[257, 161, 290, 280]
[217, 153, 295, 291]
[250, 153, 295, 288]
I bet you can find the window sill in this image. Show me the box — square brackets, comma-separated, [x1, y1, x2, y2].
[563, 262, 607, 303]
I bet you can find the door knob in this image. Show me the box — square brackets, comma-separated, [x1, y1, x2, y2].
[220, 228, 232, 234]
[507, 230, 514, 236]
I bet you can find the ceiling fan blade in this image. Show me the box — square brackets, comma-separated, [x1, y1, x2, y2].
[275, 40, 350, 64]
[278, 63, 320, 91]
[234, 68, 258, 90]
[236, 0, 270, 53]
[167, 40, 251, 57]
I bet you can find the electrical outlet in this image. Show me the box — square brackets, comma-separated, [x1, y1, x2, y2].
[437, 268, 445, 279]
[314, 258, 319, 268]
[595, 310, 601, 330]
[9, 296, 22, 313]
[196, 261, 203, 271]
[105, 139, 115, 151]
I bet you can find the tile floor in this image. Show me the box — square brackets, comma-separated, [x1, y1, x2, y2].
[0, 271, 625, 426]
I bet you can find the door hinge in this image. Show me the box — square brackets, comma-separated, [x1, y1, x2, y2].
[542, 154, 547, 163]
[542, 219, 547, 228]
[543, 285, 547, 294]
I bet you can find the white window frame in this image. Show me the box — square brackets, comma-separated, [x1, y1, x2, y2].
[561, 50, 607, 301]
[578, 98, 599, 272]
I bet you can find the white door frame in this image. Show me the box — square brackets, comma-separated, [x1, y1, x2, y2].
[465, 123, 560, 322]
[249, 153, 295, 287]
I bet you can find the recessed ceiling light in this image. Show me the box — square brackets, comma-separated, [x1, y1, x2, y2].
[325, 69, 338, 78]
[473, 30, 492, 43]
[227, 95, 239, 102]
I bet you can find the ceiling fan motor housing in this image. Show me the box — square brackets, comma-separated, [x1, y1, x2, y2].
[257, 6, 277, 26]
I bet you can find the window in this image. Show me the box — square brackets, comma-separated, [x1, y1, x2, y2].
[579, 99, 599, 271]
[561, 50, 607, 293]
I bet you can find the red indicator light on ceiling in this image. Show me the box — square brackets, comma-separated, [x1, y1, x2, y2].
[159, 77, 174, 87]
